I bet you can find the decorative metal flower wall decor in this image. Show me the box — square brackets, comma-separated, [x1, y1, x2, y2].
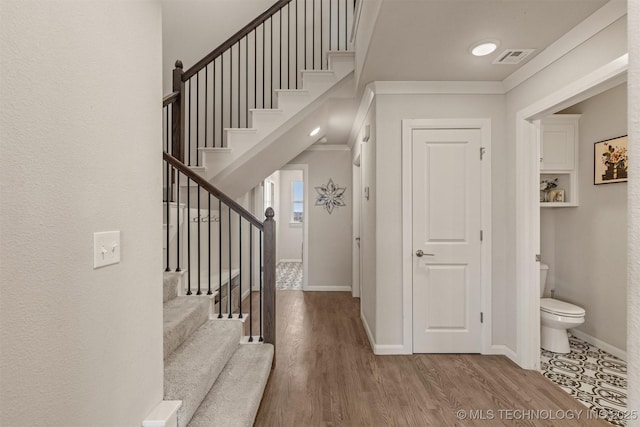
[315, 178, 346, 214]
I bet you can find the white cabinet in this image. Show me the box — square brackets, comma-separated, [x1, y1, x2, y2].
[540, 114, 580, 207]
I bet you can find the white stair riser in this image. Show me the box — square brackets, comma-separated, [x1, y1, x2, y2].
[274, 91, 312, 112]
[248, 110, 286, 133]
[328, 53, 355, 78]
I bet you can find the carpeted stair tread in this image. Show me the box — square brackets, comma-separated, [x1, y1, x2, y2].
[165, 320, 242, 427]
[188, 343, 274, 427]
[163, 295, 211, 359]
[163, 273, 180, 303]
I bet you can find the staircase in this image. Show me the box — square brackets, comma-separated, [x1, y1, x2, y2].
[190, 50, 355, 198]
[163, 273, 274, 427]
[156, 0, 355, 425]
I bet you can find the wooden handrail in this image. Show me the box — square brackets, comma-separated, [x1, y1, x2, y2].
[183, 0, 293, 80]
[163, 152, 264, 230]
[163, 91, 180, 107]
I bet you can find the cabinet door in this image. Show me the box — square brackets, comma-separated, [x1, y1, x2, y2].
[541, 123, 575, 170]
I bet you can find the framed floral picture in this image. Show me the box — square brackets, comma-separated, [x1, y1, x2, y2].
[594, 136, 628, 185]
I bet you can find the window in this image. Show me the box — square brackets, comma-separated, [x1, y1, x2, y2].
[291, 180, 303, 223]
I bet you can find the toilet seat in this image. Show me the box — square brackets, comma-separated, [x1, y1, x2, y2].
[540, 298, 585, 318]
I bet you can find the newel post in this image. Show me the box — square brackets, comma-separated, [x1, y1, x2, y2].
[263, 207, 276, 354]
[172, 60, 185, 163]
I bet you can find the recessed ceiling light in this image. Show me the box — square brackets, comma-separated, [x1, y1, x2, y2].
[470, 40, 499, 57]
[310, 127, 320, 137]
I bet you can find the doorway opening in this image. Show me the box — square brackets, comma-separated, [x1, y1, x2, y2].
[264, 165, 309, 291]
[514, 55, 627, 371]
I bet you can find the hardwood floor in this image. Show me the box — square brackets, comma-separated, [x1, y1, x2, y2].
[250, 291, 607, 426]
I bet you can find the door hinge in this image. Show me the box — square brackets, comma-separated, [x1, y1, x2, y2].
[480, 312, 484, 323]
[480, 147, 486, 160]
[535, 254, 541, 262]
[480, 230, 483, 241]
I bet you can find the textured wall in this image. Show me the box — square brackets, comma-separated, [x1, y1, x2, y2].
[626, 1, 640, 423]
[0, 2, 163, 425]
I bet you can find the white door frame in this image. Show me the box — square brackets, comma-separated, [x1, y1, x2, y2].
[280, 164, 310, 291]
[402, 118, 493, 355]
[514, 54, 628, 370]
[352, 155, 362, 298]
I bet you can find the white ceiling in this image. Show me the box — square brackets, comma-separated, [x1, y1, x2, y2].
[359, 0, 609, 84]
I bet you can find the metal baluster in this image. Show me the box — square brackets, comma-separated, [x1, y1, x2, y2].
[320, 0, 323, 69]
[329, 0, 332, 51]
[230, 46, 233, 130]
[197, 185, 201, 295]
[259, 229, 263, 341]
[211, 59, 216, 147]
[295, 0, 298, 89]
[312, 0, 315, 69]
[262, 25, 265, 108]
[345, 0, 348, 50]
[221, 54, 224, 146]
[165, 162, 171, 271]
[187, 80, 191, 165]
[280, 10, 283, 90]
[304, 0, 307, 70]
[196, 72, 199, 166]
[238, 42, 241, 128]
[218, 198, 222, 317]
[176, 171, 181, 272]
[249, 227, 254, 342]
[228, 206, 233, 318]
[270, 17, 274, 108]
[187, 177, 192, 295]
[254, 28, 258, 111]
[246, 36, 249, 128]
[287, 3, 291, 89]
[238, 216, 242, 318]
[208, 192, 212, 295]
[205, 65, 208, 148]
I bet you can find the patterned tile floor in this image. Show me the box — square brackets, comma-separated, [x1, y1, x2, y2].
[276, 262, 303, 290]
[541, 334, 628, 426]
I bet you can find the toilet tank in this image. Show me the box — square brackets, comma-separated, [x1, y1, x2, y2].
[540, 263, 549, 297]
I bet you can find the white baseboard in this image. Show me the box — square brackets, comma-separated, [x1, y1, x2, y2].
[360, 311, 405, 355]
[487, 345, 520, 366]
[142, 400, 182, 427]
[278, 258, 302, 263]
[570, 329, 627, 361]
[304, 285, 351, 292]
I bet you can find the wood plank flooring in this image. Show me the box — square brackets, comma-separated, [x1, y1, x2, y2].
[250, 291, 607, 426]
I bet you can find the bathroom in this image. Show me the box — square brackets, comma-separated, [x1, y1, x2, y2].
[539, 83, 627, 422]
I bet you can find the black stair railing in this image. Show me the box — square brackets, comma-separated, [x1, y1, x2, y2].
[162, 151, 276, 345]
[170, 0, 355, 167]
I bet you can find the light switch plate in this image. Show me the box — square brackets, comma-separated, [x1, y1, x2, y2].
[94, 231, 121, 268]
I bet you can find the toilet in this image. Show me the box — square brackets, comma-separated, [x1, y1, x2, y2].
[540, 263, 585, 353]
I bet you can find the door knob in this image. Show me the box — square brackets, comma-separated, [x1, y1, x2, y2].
[415, 250, 434, 257]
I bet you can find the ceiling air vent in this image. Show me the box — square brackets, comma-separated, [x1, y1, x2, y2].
[493, 49, 535, 65]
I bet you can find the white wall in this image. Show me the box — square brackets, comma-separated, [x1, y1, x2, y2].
[626, 1, 640, 420]
[289, 149, 352, 290]
[162, 0, 276, 92]
[541, 84, 627, 351]
[371, 92, 506, 347]
[277, 170, 304, 262]
[0, 2, 163, 426]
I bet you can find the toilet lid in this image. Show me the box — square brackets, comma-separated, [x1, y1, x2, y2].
[540, 298, 585, 317]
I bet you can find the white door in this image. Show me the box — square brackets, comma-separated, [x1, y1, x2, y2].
[412, 128, 483, 353]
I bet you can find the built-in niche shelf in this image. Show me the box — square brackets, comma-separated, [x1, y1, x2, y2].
[540, 114, 580, 208]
